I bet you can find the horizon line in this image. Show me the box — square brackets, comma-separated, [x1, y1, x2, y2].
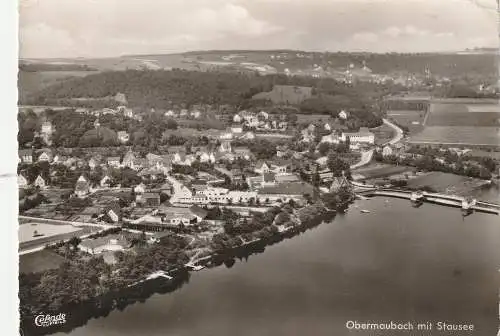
[19, 47, 500, 61]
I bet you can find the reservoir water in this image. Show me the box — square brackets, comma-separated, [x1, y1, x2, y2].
[61, 191, 500, 336]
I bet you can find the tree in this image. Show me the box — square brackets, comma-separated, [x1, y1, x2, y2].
[68, 236, 82, 250]
[318, 142, 331, 156]
[327, 151, 350, 177]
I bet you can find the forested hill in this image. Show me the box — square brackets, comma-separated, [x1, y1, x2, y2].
[23, 70, 273, 108]
[22, 69, 386, 111]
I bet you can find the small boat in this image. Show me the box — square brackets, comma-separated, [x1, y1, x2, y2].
[191, 265, 205, 271]
[360, 209, 371, 214]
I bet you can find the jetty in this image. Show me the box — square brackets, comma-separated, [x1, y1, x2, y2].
[356, 188, 500, 215]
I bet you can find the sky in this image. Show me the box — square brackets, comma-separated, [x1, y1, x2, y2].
[19, 0, 500, 58]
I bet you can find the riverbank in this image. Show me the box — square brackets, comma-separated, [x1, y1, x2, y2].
[20, 198, 350, 336]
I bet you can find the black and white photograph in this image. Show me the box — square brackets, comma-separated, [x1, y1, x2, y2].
[12, 0, 500, 335]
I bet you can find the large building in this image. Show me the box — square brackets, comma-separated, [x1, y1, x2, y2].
[341, 127, 375, 144]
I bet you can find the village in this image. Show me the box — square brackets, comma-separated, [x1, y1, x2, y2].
[20, 94, 500, 264]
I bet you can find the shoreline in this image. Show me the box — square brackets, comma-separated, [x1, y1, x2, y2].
[20, 200, 348, 336]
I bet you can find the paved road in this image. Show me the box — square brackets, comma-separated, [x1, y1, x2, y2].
[350, 149, 374, 170]
[382, 118, 404, 145]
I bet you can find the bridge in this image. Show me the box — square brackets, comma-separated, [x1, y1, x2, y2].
[355, 187, 500, 215]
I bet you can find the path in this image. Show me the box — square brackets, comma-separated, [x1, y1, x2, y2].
[382, 118, 404, 145]
[350, 150, 374, 170]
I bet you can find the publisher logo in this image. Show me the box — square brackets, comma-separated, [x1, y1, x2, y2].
[34, 313, 67, 327]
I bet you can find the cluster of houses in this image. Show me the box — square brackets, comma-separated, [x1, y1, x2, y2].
[302, 117, 375, 148]
[167, 155, 314, 207]
[232, 110, 288, 132]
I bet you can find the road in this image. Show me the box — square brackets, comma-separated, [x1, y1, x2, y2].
[350, 119, 403, 170]
[350, 149, 374, 170]
[382, 118, 404, 145]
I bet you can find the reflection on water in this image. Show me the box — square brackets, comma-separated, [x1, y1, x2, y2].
[50, 195, 499, 336]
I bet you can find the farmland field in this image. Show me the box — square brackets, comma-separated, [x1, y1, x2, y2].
[425, 102, 500, 127]
[409, 126, 500, 146]
[425, 111, 500, 127]
[387, 110, 426, 126]
[407, 172, 487, 195]
[410, 101, 500, 145]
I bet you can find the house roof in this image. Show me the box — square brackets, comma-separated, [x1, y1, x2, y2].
[255, 161, 269, 169]
[75, 180, 90, 192]
[272, 159, 292, 167]
[233, 147, 251, 154]
[18, 149, 33, 157]
[189, 205, 208, 219]
[143, 192, 160, 199]
[122, 151, 135, 162]
[138, 167, 164, 176]
[79, 234, 129, 250]
[107, 156, 120, 162]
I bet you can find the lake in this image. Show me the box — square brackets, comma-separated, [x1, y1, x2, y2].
[59, 193, 500, 336]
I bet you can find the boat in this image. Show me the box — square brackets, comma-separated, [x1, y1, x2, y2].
[191, 265, 205, 271]
[360, 209, 371, 214]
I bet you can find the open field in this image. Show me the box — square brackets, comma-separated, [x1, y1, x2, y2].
[19, 222, 97, 251]
[409, 126, 500, 146]
[19, 250, 68, 274]
[406, 172, 489, 195]
[426, 112, 500, 127]
[252, 85, 313, 104]
[425, 102, 500, 127]
[387, 110, 426, 133]
[355, 165, 415, 180]
[19, 223, 83, 244]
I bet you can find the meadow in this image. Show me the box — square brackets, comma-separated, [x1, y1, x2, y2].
[409, 126, 500, 146]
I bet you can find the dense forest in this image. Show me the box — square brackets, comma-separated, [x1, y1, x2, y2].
[23, 69, 392, 112]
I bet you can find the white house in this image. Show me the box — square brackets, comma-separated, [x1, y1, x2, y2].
[340, 127, 374, 144]
[382, 145, 393, 157]
[78, 235, 129, 255]
[320, 134, 340, 144]
[233, 114, 242, 123]
[18, 150, 33, 164]
[75, 175, 90, 198]
[88, 157, 100, 170]
[18, 174, 28, 188]
[231, 125, 243, 134]
[338, 110, 348, 120]
[258, 111, 269, 120]
[324, 123, 332, 131]
[240, 132, 255, 140]
[38, 151, 52, 163]
[33, 175, 46, 189]
[255, 161, 271, 174]
[219, 140, 232, 153]
[134, 183, 146, 194]
[117, 131, 129, 144]
[190, 110, 201, 119]
[100, 175, 112, 188]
